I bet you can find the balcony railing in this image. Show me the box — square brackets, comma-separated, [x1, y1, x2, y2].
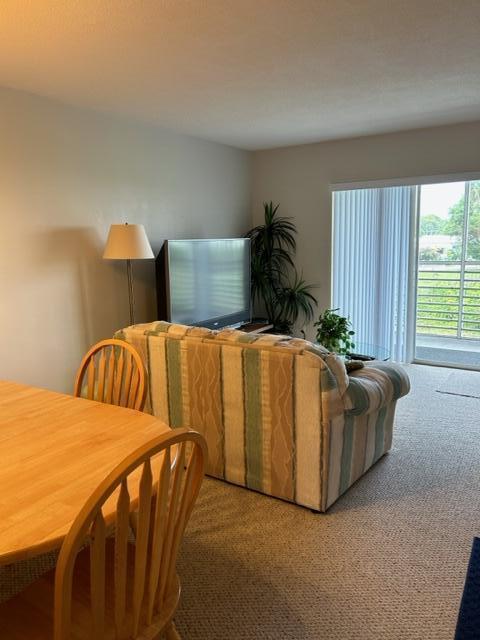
[416, 261, 480, 339]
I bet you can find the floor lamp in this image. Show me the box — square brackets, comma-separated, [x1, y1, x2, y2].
[103, 223, 154, 325]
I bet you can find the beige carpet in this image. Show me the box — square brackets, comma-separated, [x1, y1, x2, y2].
[175, 365, 480, 639]
[2, 365, 479, 638]
[437, 368, 480, 399]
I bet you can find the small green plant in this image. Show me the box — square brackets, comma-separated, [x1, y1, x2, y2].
[314, 308, 355, 354]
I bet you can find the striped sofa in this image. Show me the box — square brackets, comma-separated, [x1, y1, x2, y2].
[116, 321, 410, 512]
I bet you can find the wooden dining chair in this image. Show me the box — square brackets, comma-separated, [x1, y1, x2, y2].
[74, 339, 147, 411]
[0, 427, 207, 640]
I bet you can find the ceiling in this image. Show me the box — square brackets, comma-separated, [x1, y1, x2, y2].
[1, 0, 480, 150]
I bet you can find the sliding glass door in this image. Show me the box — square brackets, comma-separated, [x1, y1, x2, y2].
[415, 181, 480, 367]
[332, 177, 480, 369]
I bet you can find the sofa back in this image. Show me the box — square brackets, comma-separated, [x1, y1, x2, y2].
[116, 321, 348, 507]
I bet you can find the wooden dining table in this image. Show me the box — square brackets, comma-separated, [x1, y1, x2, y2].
[0, 380, 170, 567]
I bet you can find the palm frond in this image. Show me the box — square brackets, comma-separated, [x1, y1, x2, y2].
[275, 274, 318, 326]
[246, 202, 316, 332]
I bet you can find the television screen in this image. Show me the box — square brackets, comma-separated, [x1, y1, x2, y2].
[157, 238, 251, 329]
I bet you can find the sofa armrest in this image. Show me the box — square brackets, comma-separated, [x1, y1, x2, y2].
[343, 362, 410, 416]
[307, 344, 349, 396]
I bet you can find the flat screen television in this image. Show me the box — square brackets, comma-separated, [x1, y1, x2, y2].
[156, 238, 251, 329]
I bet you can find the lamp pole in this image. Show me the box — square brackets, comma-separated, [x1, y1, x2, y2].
[126, 259, 135, 325]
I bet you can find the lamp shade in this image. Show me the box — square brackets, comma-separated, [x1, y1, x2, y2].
[103, 223, 154, 260]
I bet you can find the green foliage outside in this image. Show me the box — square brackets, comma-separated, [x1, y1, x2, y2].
[443, 182, 480, 260]
[419, 214, 445, 236]
[417, 268, 480, 337]
[419, 182, 480, 261]
[417, 182, 480, 338]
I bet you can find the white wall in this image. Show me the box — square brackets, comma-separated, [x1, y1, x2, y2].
[4, 89, 480, 390]
[0, 88, 251, 392]
[252, 121, 480, 338]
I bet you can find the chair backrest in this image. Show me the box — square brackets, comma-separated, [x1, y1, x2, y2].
[74, 339, 147, 411]
[53, 427, 207, 640]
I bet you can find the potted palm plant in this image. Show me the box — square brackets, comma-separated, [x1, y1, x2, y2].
[246, 201, 317, 334]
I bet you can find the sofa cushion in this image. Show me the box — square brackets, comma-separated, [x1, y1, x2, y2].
[343, 362, 410, 416]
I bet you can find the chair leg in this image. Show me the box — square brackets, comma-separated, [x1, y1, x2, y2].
[165, 621, 181, 640]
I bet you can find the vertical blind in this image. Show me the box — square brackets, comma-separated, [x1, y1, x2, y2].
[332, 186, 415, 362]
